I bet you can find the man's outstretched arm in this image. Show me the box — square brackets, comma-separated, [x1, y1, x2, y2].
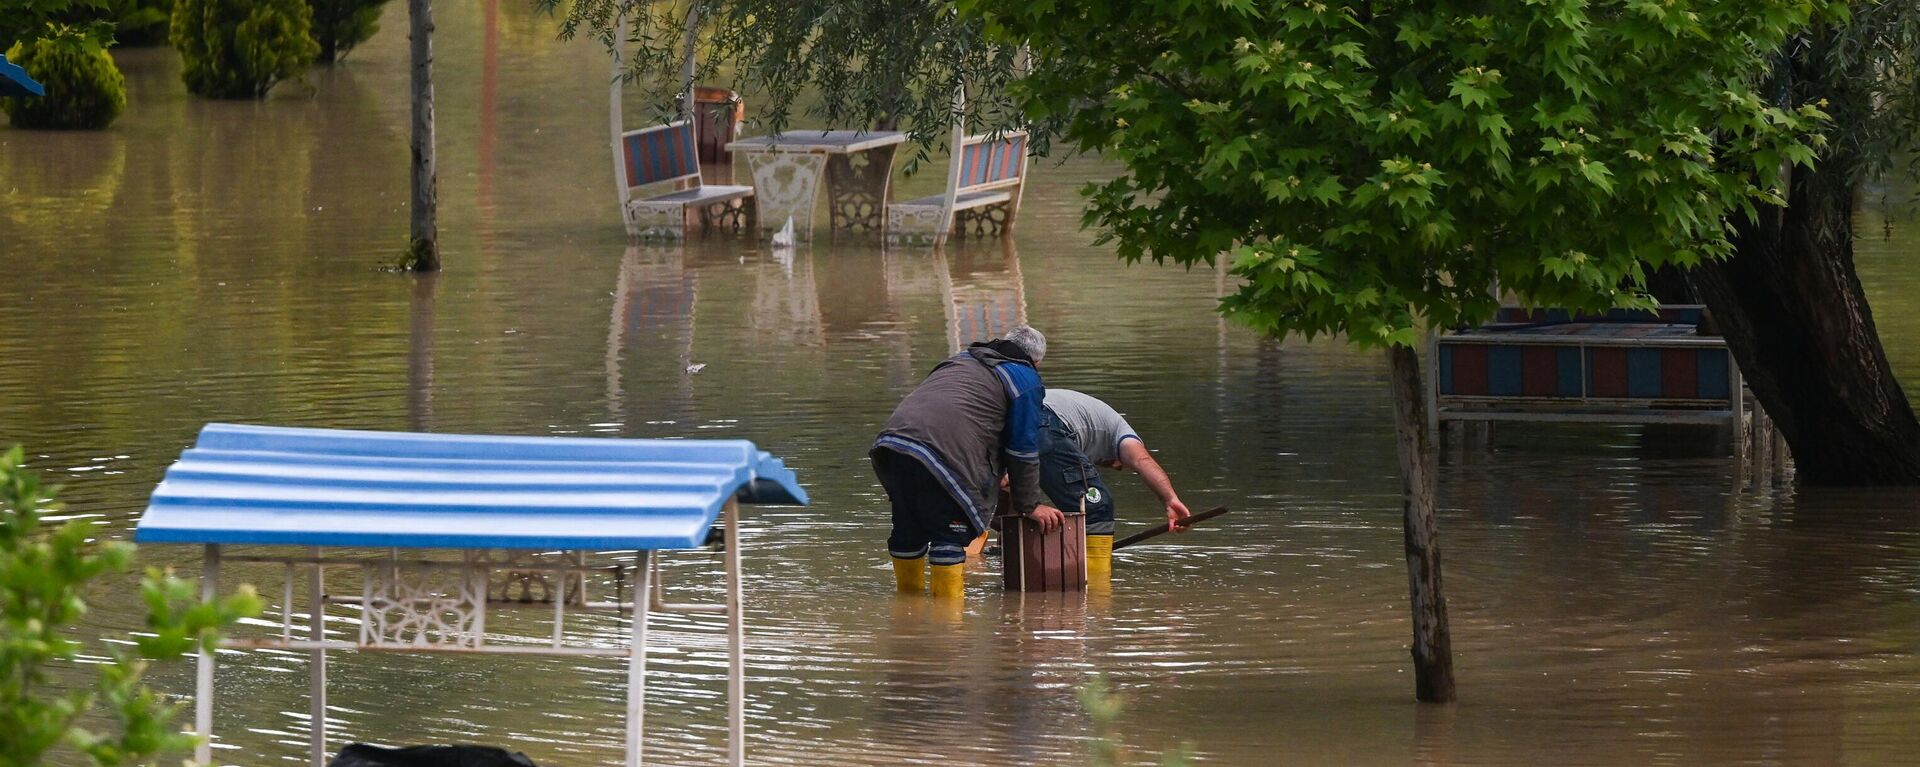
[1118, 439, 1191, 529]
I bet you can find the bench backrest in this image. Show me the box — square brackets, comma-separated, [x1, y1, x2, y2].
[1437, 341, 1733, 402]
[618, 121, 701, 190]
[956, 132, 1027, 192]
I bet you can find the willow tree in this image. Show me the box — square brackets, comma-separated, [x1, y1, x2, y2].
[1693, 5, 1920, 484]
[963, 0, 1827, 701]
[536, 0, 1021, 166]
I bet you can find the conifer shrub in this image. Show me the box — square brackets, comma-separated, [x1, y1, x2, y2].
[170, 0, 319, 99]
[1, 24, 126, 130]
[309, 0, 389, 63]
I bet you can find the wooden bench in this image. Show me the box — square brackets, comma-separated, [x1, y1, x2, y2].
[614, 120, 754, 239]
[887, 131, 1029, 246]
[1428, 305, 1749, 454]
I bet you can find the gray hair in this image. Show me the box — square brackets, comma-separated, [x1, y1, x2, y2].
[1002, 325, 1047, 364]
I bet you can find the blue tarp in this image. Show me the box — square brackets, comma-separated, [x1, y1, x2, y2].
[0, 54, 44, 98]
[135, 423, 808, 550]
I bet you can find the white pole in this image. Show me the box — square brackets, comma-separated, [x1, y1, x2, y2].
[308, 548, 328, 767]
[610, 2, 631, 217]
[724, 499, 744, 767]
[678, 1, 700, 120]
[195, 544, 220, 766]
[625, 550, 653, 767]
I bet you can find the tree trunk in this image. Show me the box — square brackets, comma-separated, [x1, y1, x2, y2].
[1386, 345, 1456, 703]
[1691, 163, 1920, 485]
[406, 0, 440, 271]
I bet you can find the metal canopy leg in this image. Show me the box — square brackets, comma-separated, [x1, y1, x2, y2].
[196, 544, 220, 766]
[309, 548, 328, 767]
[724, 499, 745, 767]
[626, 551, 654, 767]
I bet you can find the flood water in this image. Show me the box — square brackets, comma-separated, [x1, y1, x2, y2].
[7, 5, 1920, 766]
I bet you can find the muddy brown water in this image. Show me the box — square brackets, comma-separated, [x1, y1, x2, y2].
[6, 5, 1920, 765]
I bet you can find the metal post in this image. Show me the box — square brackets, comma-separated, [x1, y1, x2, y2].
[609, 3, 631, 217]
[625, 551, 653, 767]
[677, 1, 700, 120]
[724, 499, 745, 767]
[1424, 334, 1441, 444]
[1730, 357, 1747, 483]
[308, 548, 328, 766]
[196, 544, 220, 765]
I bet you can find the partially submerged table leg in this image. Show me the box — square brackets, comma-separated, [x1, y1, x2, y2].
[745, 153, 827, 241]
[826, 145, 897, 232]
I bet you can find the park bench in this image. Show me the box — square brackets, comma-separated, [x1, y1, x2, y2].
[614, 120, 756, 239]
[1428, 305, 1754, 457]
[887, 130, 1029, 246]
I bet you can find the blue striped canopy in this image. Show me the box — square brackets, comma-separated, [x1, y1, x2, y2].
[0, 54, 44, 98]
[135, 424, 808, 550]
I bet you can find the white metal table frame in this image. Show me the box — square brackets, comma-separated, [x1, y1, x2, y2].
[725, 130, 909, 239]
[190, 499, 747, 767]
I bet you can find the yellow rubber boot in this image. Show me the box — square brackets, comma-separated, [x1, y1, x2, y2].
[929, 562, 965, 599]
[1086, 535, 1114, 582]
[892, 556, 928, 594]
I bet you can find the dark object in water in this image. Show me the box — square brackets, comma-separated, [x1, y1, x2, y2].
[328, 744, 539, 767]
[1113, 506, 1230, 551]
[1001, 510, 1087, 591]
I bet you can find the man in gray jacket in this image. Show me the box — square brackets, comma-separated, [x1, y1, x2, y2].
[871, 326, 1063, 598]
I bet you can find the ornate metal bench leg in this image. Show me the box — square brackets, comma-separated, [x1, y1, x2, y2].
[886, 205, 946, 245]
[628, 203, 689, 240]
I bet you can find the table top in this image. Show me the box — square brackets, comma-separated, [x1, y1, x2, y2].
[726, 130, 908, 154]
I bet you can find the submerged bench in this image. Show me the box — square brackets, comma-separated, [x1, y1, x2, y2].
[137, 423, 806, 767]
[1429, 306, 1745, 448]
[616, 120, 756, 239]
[887, 131, 1029, 246]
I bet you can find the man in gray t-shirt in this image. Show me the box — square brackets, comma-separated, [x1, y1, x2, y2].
[1037, 388, 1191, 578]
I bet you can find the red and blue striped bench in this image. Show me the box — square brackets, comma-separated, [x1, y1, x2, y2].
[614, 121, 754, 238]
[1431, 306, 1743, 432]
[887, 131, 1028, 246]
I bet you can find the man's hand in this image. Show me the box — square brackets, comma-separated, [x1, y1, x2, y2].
[1027, 504, 1065, 533]
[1165, 498, 1193, 532]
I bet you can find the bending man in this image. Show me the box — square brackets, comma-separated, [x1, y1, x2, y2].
[1038, 388, 1191, 578]
[871, 326, 1063, 598]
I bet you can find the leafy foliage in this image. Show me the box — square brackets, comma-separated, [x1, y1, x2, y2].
[309, 0, 389, 64]
[0, 446, 260, 766]
[84, 0, 170, 46]
[170, 0, 319, 98]
[1079, 675, 1192, 767]
[962, 0, 1830, 347]
[0, 0, 82, 52]
[2, 23, 126, 130]
[533, 0, 1022, 165]
[1766, 3, 1920, 215]
[2, 0, 169, 52]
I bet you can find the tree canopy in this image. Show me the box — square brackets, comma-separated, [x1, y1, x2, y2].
[964, 0, 1831, 347]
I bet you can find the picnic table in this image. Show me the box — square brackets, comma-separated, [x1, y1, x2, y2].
[726, 130, 907, 238]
